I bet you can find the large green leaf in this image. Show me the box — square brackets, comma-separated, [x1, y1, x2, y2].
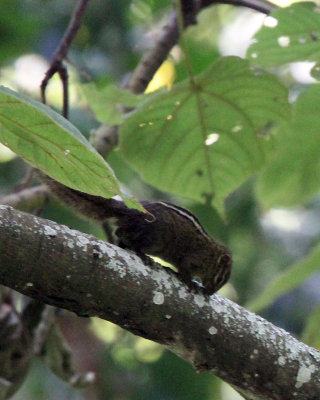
[120, 57, 290, 207]
[256, 84, 320, 209]
[247, 2, 320, 67]
[0, 86, 140, 209]
[247, 244, 320, 312]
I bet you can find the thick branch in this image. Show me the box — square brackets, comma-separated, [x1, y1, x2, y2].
[0, 205, 319, 400]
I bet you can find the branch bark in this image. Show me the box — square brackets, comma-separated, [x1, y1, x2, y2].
[0, 205, 319, 400]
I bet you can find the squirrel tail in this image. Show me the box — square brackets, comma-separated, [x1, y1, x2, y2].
[38, 171, 129, 221]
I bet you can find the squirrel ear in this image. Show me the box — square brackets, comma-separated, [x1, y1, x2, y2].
[217, 253, 232, 265]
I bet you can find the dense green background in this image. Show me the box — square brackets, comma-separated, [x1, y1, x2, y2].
[1, 0, 320, 399]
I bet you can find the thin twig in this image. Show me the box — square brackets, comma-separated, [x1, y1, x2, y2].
[40, 0, 91, 118]
[0, 185, 50, 212]
[126, 0, 199, 94]
[212, 0, 277, 14]
[13, 166, 35, 193]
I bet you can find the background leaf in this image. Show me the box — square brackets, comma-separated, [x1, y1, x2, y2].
[246, 244, 320, 312]
[0, 86, 141, 210]
[256, 84, 320, 209]
[82, 83, 144, 125]
[120, 56, 290, 207]
[302, 305, 320, 349]
[247, 2, 320, 68]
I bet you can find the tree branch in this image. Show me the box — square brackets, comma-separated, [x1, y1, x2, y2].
[0, 186, 49, 213]
[40, 0, 91, 118]
[0, 205, 319, 400]
[200, 0, 276, 14]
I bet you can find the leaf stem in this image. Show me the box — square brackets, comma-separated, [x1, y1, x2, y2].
[176, 0, 216, 200]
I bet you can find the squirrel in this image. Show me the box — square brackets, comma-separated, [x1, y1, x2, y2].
[40, 173, 232, 295]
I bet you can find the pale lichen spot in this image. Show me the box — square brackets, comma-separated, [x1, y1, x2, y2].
[205, 133, 220, 146]
[295, 365, 315, 388]
[278, 355, 286, 366]
[208, 326, 218, 335]
[66, 275, 71, 279]
[178, 287, 187, 299]
[67, 239, 74, 249]
[165, 314, 172, 319]
[44, 225, 57, 237]
[263, 16, 278, 28]
[97, 242, 110, 254]
[194, 295, 205, 308]
[0, 205, 11, 210]
[212, 303, 226, 314]
[278, 36, 290, 47]
[153, 291, 165, 305]
[77, 236, 90, 246]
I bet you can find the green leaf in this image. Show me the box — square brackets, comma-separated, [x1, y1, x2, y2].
[302, 305, 320, 350]
[247, 2, 320, 68]
[82, 83, 144, 125]
[256, 84, 320, 209]
[120, 56, 290, 207]
[247, 244, 320, 312]
[0, 86, 141, 210]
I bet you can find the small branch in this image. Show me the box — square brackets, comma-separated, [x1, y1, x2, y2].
[0, 205, 320, 400]
[0, 186, 49, 213]
[126, 1, 198, 95]
[40, 0, 91, 118]
[215, 0, 276, 14]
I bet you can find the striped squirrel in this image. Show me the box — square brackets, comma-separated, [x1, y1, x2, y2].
[40, 173, 232, 295]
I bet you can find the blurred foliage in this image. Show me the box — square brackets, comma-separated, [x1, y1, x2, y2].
[248, 2, 320, 67]
[256, 83, 320, 209]
[302, 305, 320, 349]
[1, 0, 320, 400]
